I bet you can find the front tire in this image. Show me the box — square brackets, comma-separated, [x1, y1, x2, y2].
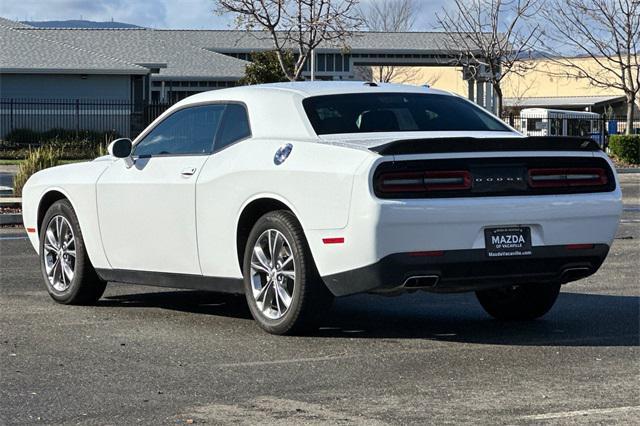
[242, 210, 333, 335]
[39, 199, 106, 305]
[476, 283, 561, 320]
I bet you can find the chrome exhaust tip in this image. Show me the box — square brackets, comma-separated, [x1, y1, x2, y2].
[402, 275, 440, 289]
[560, 267, 591, 282]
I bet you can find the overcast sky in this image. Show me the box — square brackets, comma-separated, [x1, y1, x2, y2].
[0, 0, 450, 30]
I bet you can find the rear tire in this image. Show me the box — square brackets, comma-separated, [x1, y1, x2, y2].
[242, 210, 333, 335]
[39, 199, 106, 305]
[476, 282, 561, 320]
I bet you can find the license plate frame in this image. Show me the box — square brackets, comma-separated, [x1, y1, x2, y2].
[484, 226, 532, 258]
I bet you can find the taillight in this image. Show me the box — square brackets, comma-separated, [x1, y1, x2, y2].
[528, 168, 608, 188]
[378, 170, 471, 193]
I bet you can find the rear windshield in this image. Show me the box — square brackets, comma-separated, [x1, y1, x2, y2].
[302, 93, 511, 135]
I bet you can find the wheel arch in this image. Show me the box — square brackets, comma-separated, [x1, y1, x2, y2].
[37, 189, 71, 235]
[236, 197, 303, 273]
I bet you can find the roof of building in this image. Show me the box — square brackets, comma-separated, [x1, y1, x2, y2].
[1, 15, 479, 81]
[24, 28, 250, 79]
[162, 30, 460, 53]
[0, 20, 149, 75]
[504, 95, 626, 108]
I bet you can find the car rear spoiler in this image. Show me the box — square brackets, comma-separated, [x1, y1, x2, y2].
[369, 136, 602, 156]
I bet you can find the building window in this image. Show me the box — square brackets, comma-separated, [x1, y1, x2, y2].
[326, 54, 334, 72]
[335, 55, 343, 72]
[317, 54, 326, 72]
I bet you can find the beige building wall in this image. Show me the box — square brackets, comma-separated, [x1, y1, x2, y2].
[390, 57, 632, 101]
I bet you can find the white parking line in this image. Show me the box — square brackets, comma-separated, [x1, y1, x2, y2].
[0, 236, 28, 240]
[521, 406, 640, 420]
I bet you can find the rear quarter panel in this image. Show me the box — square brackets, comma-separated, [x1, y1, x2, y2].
[196, 138, 373, 278]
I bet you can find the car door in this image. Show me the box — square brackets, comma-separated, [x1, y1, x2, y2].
[96, 104, 225, 275]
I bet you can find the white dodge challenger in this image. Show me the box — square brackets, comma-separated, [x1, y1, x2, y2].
[22, 82, 623, 334]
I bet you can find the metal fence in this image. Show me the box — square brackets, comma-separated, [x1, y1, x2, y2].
[0, 98, 173, 141]
[502, 113, 640, 148]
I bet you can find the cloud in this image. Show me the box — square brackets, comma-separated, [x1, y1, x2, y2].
[0, 0, 450, 30]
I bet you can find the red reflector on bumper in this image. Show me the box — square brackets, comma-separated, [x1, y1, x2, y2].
[323, 237, 344, 244]
[409, 250, 444, 257]
[26, 227, 36, 233]
[566, 244, 594, 250]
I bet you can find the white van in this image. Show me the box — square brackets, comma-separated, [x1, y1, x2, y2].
[518, 108, 603, 146]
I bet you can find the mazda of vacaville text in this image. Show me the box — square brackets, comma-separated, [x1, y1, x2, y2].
[22, 82, 623, 334]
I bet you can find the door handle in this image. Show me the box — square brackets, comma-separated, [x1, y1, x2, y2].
[181, 167, 197, 177]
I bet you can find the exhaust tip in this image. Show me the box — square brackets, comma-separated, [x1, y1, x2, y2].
[403, 275, 440, 289]
[560, 267, 591, 283]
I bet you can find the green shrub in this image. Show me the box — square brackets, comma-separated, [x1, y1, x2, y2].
[13, 146, 61, 197]
[5, 128, 119, 146]
[609, 135, 640, 165]
[239, 51, 295, 85]
[1, 133, 112, 161]
[3, 129, 41, 145]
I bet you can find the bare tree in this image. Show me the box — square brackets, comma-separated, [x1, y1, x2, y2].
[436, 0, 542, 115]
[352, 62, 423, 84]
[541, 0, 639, 134]
[216, 0, 362, 81]
[359, 0, 421, 83]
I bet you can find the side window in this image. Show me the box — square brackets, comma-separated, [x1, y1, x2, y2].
[215, 104, 251, 151]
[134, 105, 224, 156]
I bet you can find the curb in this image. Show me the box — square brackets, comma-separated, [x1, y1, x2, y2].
[0, 186, 13, 197]
[616, 168, 640, 174]
[0, 197, 21, 205]
[0, 213, 22, 225]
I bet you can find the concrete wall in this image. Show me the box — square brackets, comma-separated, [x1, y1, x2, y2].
[0, 74, 132, 100]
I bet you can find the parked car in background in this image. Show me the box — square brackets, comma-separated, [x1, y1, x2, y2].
[22, 82, 623, 334]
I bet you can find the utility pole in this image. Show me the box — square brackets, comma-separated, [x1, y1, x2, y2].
[310, 50, 315, 81]
[310, 1, 315, 81]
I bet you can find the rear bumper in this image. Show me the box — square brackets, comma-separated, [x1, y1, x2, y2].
[322, 244, 609, 296]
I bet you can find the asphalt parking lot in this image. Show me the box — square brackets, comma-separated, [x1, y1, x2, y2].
[1, 175, 638, 425]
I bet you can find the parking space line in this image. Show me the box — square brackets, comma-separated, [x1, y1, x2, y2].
[521, 406, 640, 420]
[0, 236, 28, 240]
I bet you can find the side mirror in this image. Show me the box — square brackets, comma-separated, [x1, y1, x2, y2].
[107, 138, 134, 168]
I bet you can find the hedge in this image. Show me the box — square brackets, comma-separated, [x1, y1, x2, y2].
[1, 128, 114, 160]
[4, 128, 119, 146]
[609, 135, 640, 165]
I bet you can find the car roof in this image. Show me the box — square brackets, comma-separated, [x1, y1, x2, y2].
[244, 81, 450, 96]
[176, 81, 454, 106]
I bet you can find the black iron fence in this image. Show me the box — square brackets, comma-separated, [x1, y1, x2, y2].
[502, 113, 640, 148]
[0, 98, 173, 143]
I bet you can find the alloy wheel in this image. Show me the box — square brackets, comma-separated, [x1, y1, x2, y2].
[43, 215, 76, 292]
[250, 229, 296, 320]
